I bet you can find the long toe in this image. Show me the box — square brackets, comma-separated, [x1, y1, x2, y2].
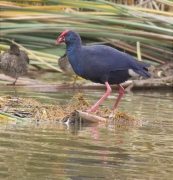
[7, 82, 16, 86]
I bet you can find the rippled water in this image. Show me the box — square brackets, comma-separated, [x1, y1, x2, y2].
[0, 87, 173, 180]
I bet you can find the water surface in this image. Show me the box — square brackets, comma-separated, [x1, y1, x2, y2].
[0, 88, 173, 180]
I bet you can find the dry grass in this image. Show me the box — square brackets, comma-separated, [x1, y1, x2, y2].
[0, 93, 140, 125]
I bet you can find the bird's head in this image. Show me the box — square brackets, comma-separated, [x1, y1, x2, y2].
[9, 44, 20, 55]
[55, 30, 82, 45]
[55, 30, 69, 45]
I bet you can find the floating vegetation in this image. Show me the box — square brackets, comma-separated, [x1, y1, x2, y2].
[0, 93, 142, 126]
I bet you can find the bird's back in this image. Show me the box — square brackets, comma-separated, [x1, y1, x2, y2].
[68, 45, 150, 84]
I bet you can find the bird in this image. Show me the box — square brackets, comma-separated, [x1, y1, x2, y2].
[1, 44, 29, 85]
[55, 30, 151, 112]
[58, 53, 78, 85]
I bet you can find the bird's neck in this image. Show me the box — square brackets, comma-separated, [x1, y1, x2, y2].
[9, 49, 20, 56]
[65, 40, 83, 76]
[66, 40, 82, 54]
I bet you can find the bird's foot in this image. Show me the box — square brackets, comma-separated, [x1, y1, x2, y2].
[68, 83, 79, 88]
[7, 82, 16, 86]
[109, 109, 118, 118]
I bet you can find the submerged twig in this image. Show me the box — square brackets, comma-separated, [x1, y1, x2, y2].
[0, 111, 28, 121]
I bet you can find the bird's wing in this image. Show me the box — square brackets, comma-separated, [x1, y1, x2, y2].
[81, 45, 151, 78]
[20, 50, 30, 64]
[82, 45, 135, 70]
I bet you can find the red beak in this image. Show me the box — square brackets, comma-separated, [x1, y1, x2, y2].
[55, 30, 69, 45]
[55, 36, 65, 45]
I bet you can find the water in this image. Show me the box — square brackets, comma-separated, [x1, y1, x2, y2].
[0, 87, 173, 180]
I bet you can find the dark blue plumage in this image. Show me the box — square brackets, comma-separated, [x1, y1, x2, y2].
[56, 30, 151, 112]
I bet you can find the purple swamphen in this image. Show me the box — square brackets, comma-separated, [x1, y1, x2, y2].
[55, 30, 151, 112]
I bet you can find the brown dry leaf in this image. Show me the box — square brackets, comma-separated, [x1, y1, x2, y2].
[0, 93, 141, 125]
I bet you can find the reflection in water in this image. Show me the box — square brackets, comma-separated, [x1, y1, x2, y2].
[0, 88, 173, 179]
[0, 123, 131, 180]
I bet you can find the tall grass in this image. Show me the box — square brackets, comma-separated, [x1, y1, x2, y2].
[0, 0, 173, 70]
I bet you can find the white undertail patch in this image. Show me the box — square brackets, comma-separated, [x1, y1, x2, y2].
[128, 69, 139, 77]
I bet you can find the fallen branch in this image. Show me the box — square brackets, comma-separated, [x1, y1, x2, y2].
[133, 75, 173, 87]
[77, 110, 108, 123]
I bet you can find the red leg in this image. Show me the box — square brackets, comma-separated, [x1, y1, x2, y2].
[87, 82, 112, 112]
[113, 84, 124, 110]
